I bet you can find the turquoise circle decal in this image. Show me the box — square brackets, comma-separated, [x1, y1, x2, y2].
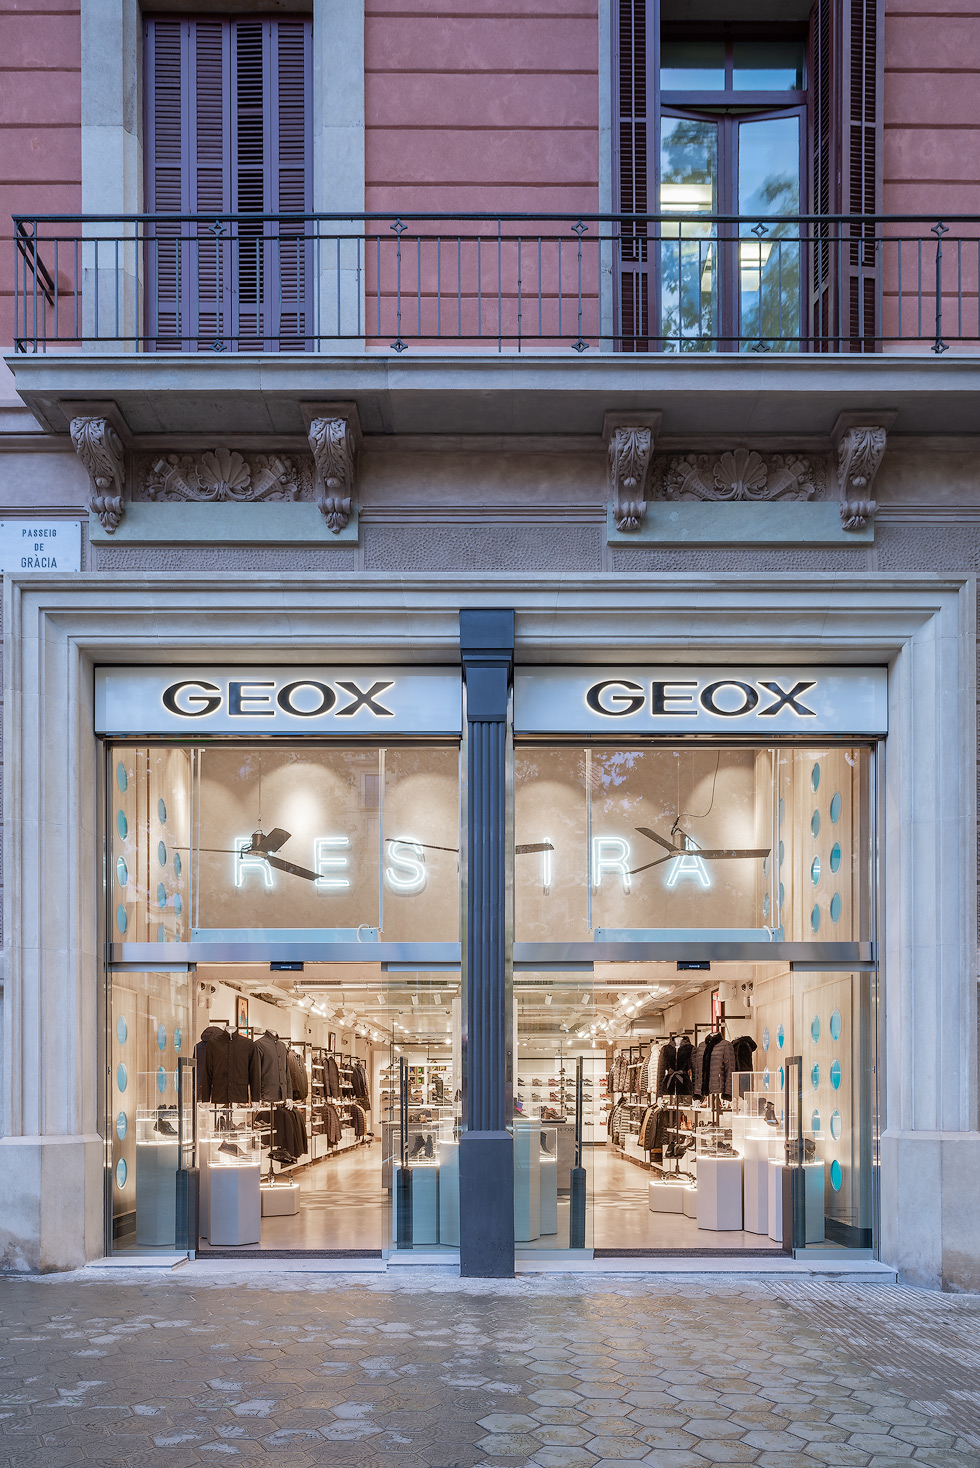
[811, 903, 821, 934]
[763, 854, 769, 877]
[811, 810, 820, 838]
[158, 797, 167, 824]
[115, 904, 128, 936]
[830, 892, 842, 923]
[157, 882, 168, 908]
[116, 857, 128, 888]
[830, 1159, 842, 1191]
[778, 839, 785, 866]
[778, 797, 785, 827]
[116, 1063, 128, 1093]
[173, 893, 183, 916]
[779, 881, 785, 907]
[811, 1063, 820, 1090]
[778, 1065, 784, 1090]
[830, 842, 842, 873]
[116, 763, 128, 793]
[173, 851, 182, 878]
[115, 1110, 127, 1141]
[777, 1025, 784, 1049]
[811, 1015, 821, 1043]
[157, 1023, 167, 1051]
[158, 840, 167, 867]
[830, 1009, 842, 1041]
[830, 1109, 842, 1140]
[157, 924, 166, 942]
[811, 1109, 821, 1132]
[830, 1059, 842, 1090]
[811, 762, 820, 792]
[762, 892, 771, 919]
[763, 1069, 771, 1089]
[116, 809, 128, 840]
[174, 1027, 182, 1052]
[830, 792, 842, 824]
[811, 855, 821, 885]
[115, 1015, 127, 1045]
[156, 1066, 167, 1094]
[763, 1028, 770, 1052]
[115, 1158, 128, 1189]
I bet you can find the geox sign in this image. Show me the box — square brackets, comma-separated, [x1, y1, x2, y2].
[513, 666, 888, 735]
[95, 666, 463, 735]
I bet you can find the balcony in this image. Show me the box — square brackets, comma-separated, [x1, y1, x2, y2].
[9, 211, 980, 439]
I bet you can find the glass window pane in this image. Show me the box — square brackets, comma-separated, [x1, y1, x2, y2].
[660, 40, 726, 90]
[738, 115, 801, 351]
[660, 117, 718, 350]
[732, 41, 804, 91]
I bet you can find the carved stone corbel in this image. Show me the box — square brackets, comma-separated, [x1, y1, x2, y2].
[832, 412, 895, 532]
[70, 416, 125, 533]
[306, 403, 361, 534]
[603, 411, 661, 531]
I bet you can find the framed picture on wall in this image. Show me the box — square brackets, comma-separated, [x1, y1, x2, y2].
[710, 988, 722, 1027]
[235, 995, 248, 1029]
[328, 1031, 337, 1052]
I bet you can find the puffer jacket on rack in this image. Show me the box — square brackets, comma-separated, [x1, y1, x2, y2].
[319, 1103, 343, 1144]
[286, 1048, 308, 1101]
[704, 1037, 736, 1099]
[324, 1054, 342, 1099]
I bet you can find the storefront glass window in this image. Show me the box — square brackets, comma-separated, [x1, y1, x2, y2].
[515, 744, 872, 941]
[108, 743, 460, 942]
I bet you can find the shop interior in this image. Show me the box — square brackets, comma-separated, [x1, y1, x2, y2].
[107, 737, 873, 1258]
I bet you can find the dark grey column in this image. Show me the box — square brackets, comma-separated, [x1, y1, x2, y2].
[458, 608, 515, 1278]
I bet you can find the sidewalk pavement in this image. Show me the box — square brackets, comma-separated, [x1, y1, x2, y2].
[0, 1267, 977, 1468]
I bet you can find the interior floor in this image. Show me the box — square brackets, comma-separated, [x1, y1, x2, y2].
[193, 1136, 781, 1255]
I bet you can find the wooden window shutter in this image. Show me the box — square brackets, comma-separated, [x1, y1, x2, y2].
[144, 16, 311, 350]
[613, 0, 659, 349]
[808, 0, 882, 350]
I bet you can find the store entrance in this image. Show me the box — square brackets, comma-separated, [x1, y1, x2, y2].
[108, 961, 461, 1258]
[516, 960, 875, 1258]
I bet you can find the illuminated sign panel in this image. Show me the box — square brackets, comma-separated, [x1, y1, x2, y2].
[95, 666, 463, 735]
[514, 666, 888, 735]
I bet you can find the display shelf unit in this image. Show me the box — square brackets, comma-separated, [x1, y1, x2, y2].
[515, 1053, 607, 1136]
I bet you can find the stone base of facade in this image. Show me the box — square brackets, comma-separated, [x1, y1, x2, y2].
[0, 1135, 104, 1272]
[459, 1130, 515, 1278]
[880, 1130, 980, 1292]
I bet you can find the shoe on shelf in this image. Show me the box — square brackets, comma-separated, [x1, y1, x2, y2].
[424, 1135, 434, 1159]
[532, 1078, 544, 1086]
[217, 1140, 245, 1159]
[154, 1115, 178, 1138]
[531, 1092, 541, 1101]
[549, 1091, 559, 1101]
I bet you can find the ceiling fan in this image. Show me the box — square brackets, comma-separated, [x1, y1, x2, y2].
[176, 828, 322, 882]
[630, 823, 770, 876]
[386, 838, 554, 857]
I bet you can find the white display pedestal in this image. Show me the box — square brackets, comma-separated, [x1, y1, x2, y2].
[514, 1122, 542, 1241]
[393, 1164, 439, 1245]
[209, 1162, 261, 1245]
[649, 1179, 686, 1213]
[539, 1154, 558, 1235]
[438, 1142, 459, 1245]
[696, 1155, 743, 1231]
[742, 1134, 770, 1235]
[261, 1182, 299, 1217]
[768, 1160, 826, 1244]
[135, 1141, 179, 1246]
[682, 1185, 698, 1218]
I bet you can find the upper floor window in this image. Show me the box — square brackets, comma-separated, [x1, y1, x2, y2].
[144, 17, 312, 351]
[616, 2, 881, 353]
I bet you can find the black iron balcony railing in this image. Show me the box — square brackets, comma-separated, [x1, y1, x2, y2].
[10, 211, 973, 355]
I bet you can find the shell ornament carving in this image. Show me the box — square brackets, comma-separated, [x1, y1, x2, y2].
[665, 449, 817, 503]
[140, 451, 309, 503]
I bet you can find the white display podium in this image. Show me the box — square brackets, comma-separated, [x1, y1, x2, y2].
[696, 1154, 743, 1231]
[438, 1142, 460, 1245]
[208, 1161, 261, 1246]
[649, 1178, 686, 1213]
[768, 1159, 826, 1244]
[742, 1133, 770, 1235]
[135, 1140, 179, 1247]
[682, 1184, 698, 1218]
[539, 1153, 558, 1235]
[514, 1122, 542, 1241]
[261, 1181, 299, 1217]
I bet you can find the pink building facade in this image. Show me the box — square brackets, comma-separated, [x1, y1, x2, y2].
[0, 0, 978, 1289]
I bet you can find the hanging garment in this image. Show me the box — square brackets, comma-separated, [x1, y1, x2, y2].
[350, 1102, 370, 1138]
[696, 1033, 723, 1099]
[644, 1044, 661, 1098]
[662, 1036, 694, 1097]
[196, 1025, 261, 1105]
[704, 1038, 736, 1100]
[692, 1039, 707, 1097]
[324, 1054, 341, 1099]
[319, 1103, 343, 1144]
[656, 1041, 676, 1097]
[254, 1031, 291, 1102]
[732, 1034, 758, 1074]
[350, 1061, 370, 1104]
[286, 1049, 308, 1101]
